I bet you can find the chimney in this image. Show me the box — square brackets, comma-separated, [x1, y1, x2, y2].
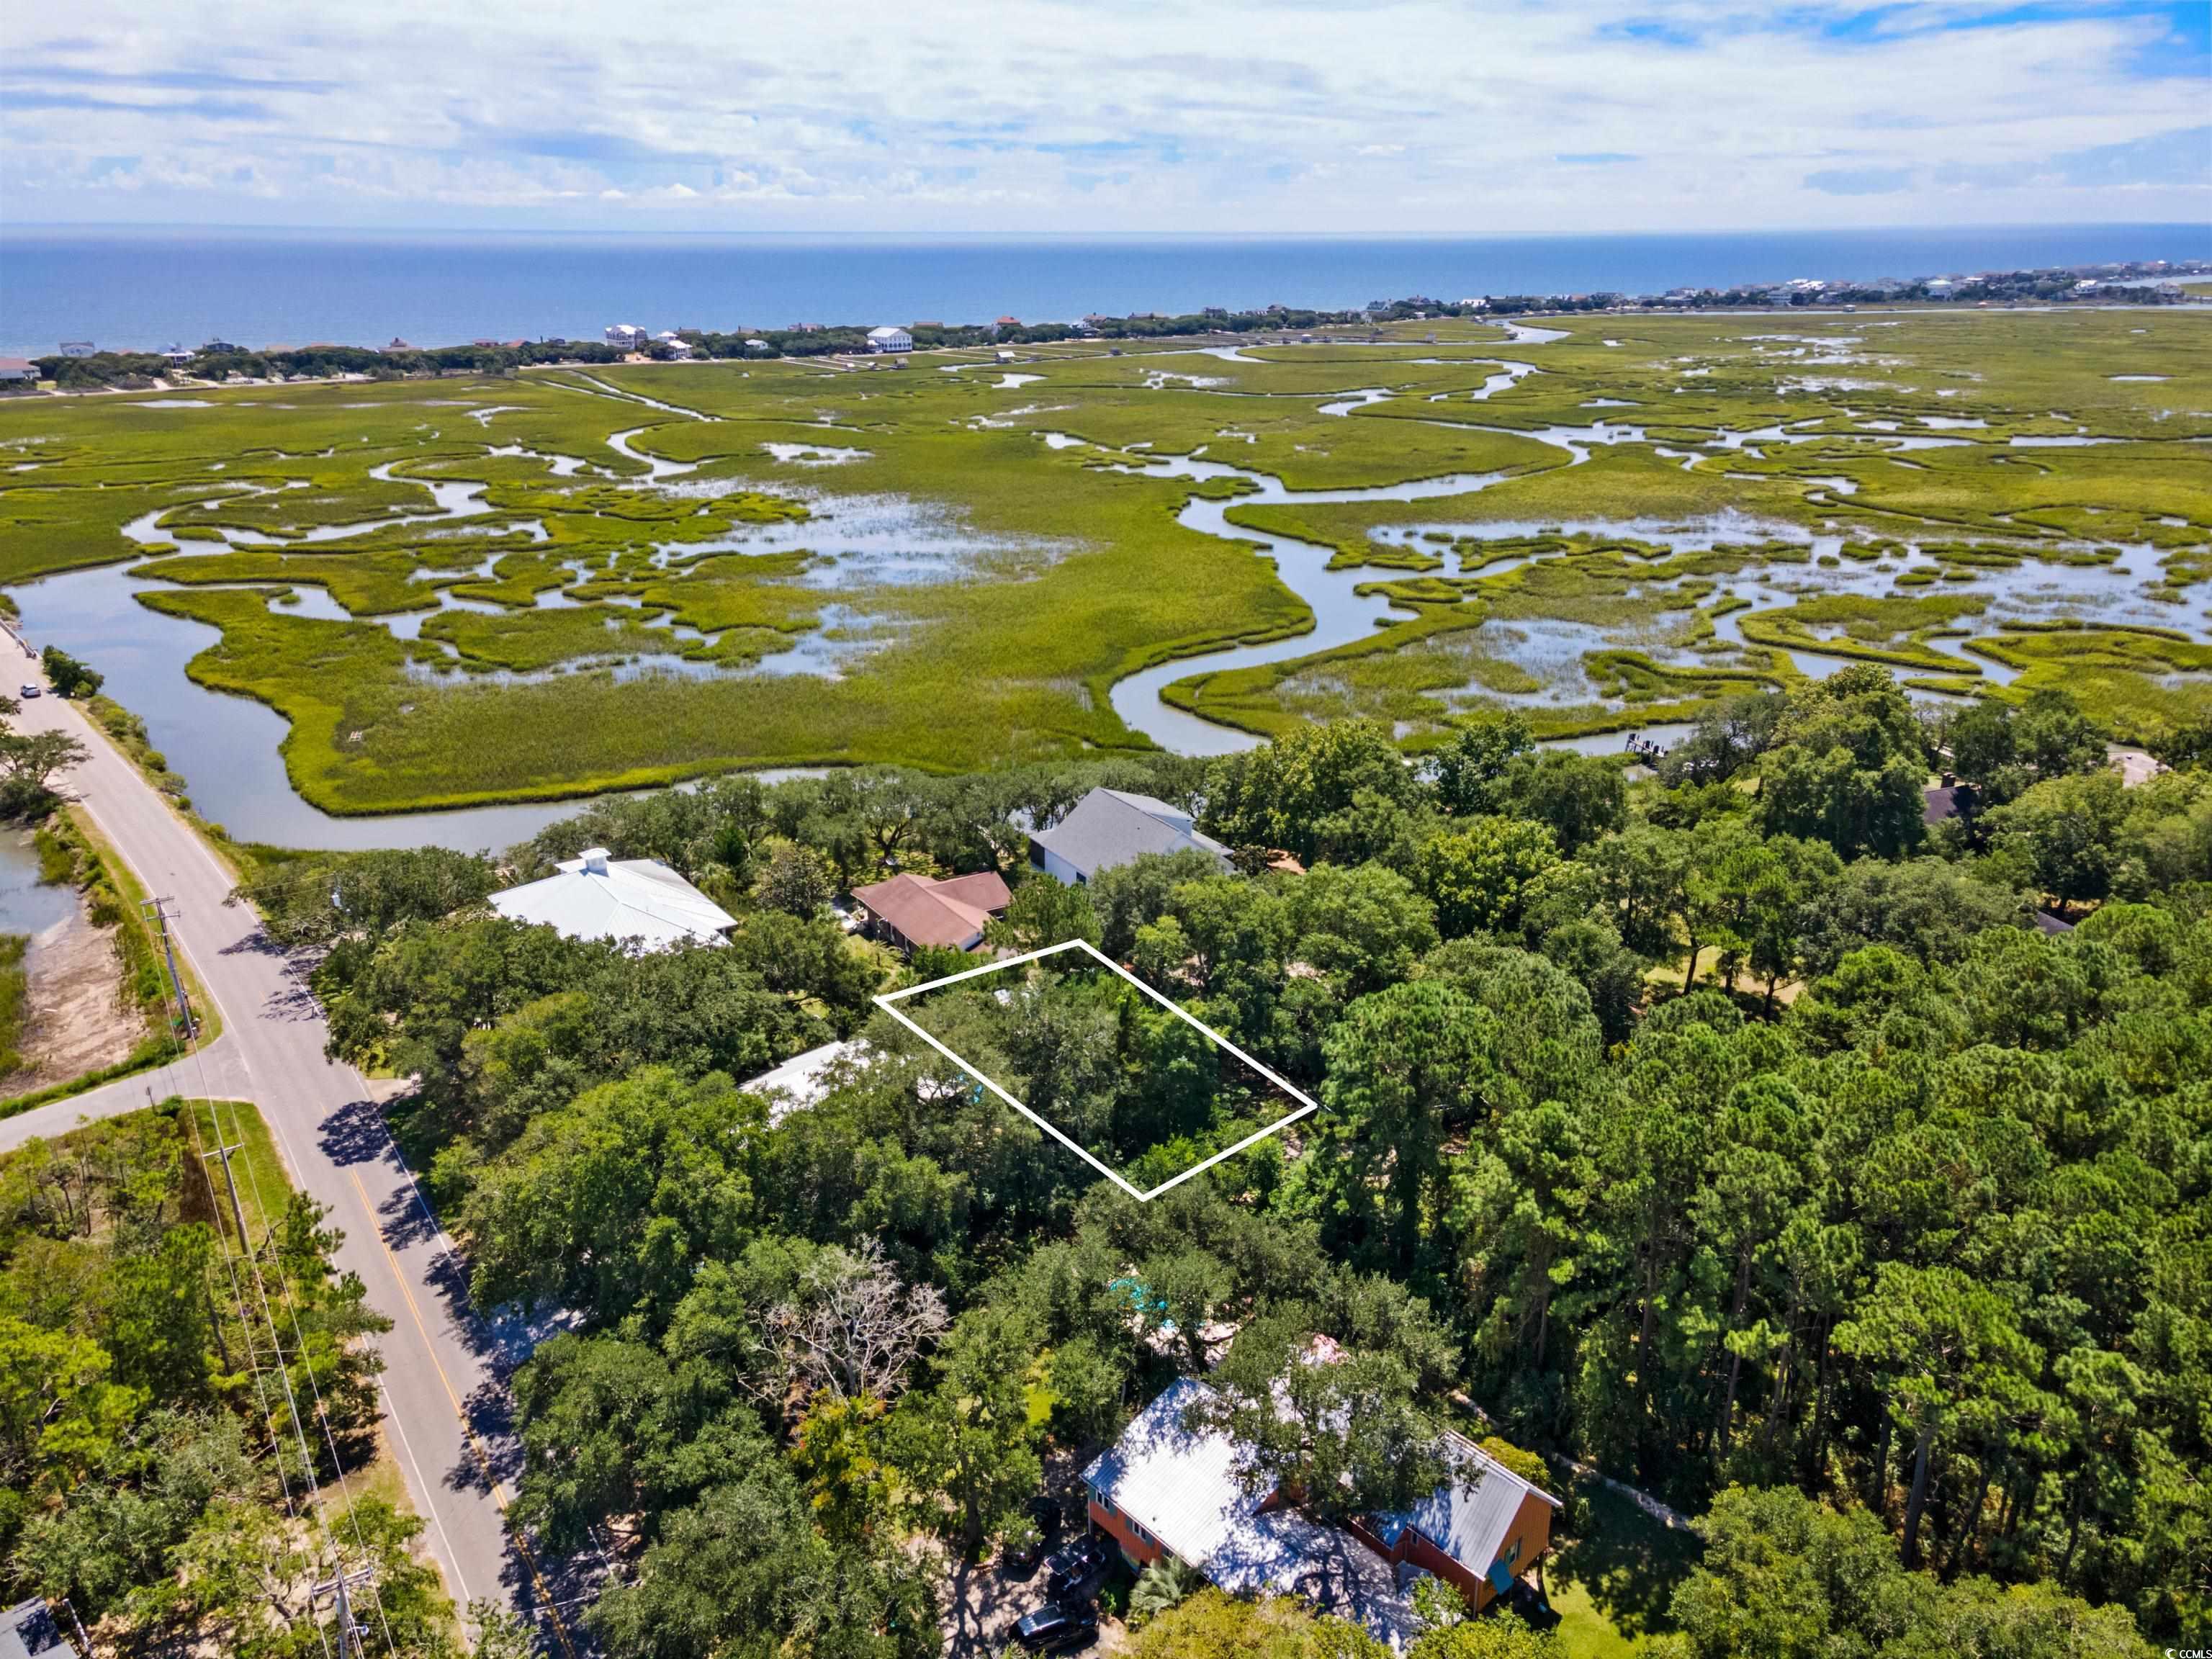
[581, 847, 611, 876]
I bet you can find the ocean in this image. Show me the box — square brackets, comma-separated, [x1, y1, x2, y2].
[3, 224, 2207, 359]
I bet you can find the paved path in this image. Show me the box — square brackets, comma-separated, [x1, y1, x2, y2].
[3, 672, 583, 1651]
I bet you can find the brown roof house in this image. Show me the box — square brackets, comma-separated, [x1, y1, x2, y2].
[850, 871, 1011, 953]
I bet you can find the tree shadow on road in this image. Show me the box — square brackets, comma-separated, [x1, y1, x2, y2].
[317, 1094, 396, 1169]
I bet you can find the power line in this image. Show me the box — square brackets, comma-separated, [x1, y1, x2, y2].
[148, 897, 382, 1658]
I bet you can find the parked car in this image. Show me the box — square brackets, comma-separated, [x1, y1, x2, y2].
[1012, 1601, 1098, 1654]
[17, 685, 38, 698]
[1043, 1537, 1108, 1598]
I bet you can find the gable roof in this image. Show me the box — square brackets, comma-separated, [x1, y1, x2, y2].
[1082, 1376, 1270, 1568]
[850, 870, 1010, 949]
[1084, 1378, 1420, 1647]
[1030, 788, 1231, 881]
[490, 850, 736, 950]
[1371, 1431, 1560, 1582]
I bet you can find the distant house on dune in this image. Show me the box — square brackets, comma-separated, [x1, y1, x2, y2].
[1029, 788, 1231, 886]
[850, 871, 1010, 953]
[866, 325, 914, 354]
[490, 848, 736, 950]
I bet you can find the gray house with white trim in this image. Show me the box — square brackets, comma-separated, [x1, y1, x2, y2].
[1028, 788, 1231, 886]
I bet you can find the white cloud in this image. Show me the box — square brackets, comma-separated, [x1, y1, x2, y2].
[1, 0, 2204, 230]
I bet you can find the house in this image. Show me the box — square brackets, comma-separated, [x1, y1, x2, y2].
[57, 341, 95, 358]
[161, 344, 194, 365]
[1084, 1377, 1560, 1647]
[653, 331, 695, 360]
[490, 847, 737, 950]
[381, 338, 415, 354]
[744, 339, 774, 356]
[201, 338, 243, 354]
[996, 315, 1022, 332]
[848, 871, 1010, 953]
[604, 323, 648, 351]
[866, 325, 914, 354]
[1028, 788, 1231, 886]
[0, 1598, 76, 1658]
[1350, 1433, 1563, 1613]
[740, 1038, 866, 1123]
[0, 360, 34, 385]
[1921, 775, 1978, 826]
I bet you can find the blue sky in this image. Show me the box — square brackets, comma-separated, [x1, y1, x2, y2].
[3, 0, 2206, 232]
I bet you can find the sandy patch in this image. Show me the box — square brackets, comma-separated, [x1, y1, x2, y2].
[1, 901, 143, 1092]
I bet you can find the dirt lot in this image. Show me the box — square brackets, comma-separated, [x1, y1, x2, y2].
[3, 898, 143, 1093]
[942, 1551, 1130, 1659]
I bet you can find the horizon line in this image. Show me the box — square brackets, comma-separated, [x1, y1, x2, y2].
[6, 219, 2207, 245]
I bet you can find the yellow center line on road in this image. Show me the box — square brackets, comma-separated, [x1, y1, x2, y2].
[349, 1169, 579, 1659]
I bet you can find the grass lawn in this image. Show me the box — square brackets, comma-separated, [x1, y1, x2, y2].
[1545, 1475, 1704, 1658]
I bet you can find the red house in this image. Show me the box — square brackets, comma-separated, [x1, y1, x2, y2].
[849, 871, 1010, 953]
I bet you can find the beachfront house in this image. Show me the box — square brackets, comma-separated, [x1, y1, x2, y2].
[490, 848, 737, 951]
[57, 341, 95, 358]
[604, 323, 648, 351]
[0, 360, 35, 385]
[866, 325, 913, 354]
[1028, 788, 1231, 886]
[849, 871, 1010, 954]
[160, 345, 194, 366]
[1084, 1377, 1560, 1647]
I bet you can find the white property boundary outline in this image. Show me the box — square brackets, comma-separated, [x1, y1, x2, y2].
[873, 937, 1322, 1202]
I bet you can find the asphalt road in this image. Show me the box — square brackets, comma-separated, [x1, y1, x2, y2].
[1, 666, 584, 1652]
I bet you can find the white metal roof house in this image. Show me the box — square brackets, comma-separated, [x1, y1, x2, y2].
[489, 848, 737, 951]
[1028, 788, 1231, 886]
[866, 325, 914, 354]
[0, 1598, 76, 1658]
[1083, 1375, 1560, 1646]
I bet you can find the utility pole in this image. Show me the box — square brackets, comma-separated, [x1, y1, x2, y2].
[202, 1136, 254, 1252]
[311, 1564, 377, 1659]
[141, 896, 197, 1041]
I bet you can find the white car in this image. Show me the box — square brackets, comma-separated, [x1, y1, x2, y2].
[17, 685, 39, 698]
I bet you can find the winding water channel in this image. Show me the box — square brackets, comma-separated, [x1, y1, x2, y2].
[6, 362, 2200, 848]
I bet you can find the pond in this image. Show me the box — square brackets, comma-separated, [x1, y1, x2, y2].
[0, 827, 73, 938]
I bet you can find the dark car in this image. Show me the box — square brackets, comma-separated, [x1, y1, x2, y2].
[1013, 1601, 1098, 1654]
[1043, 1537, 1108, 1597]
